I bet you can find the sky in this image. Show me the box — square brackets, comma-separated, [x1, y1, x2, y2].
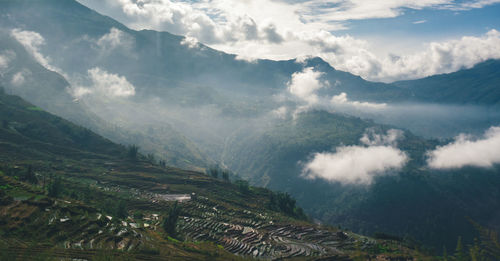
[76, 0, 500, 82]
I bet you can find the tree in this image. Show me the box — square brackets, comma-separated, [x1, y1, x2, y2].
[23, 165, 37, 184]
[127, 145, 139, 160]
[442, 247, 448, 261]
[222, 171, 230, 181]
[268, 191, 308, 220]
[163, 202, 181, 238]
[146, 153, 156, 164]
[116, 200, 128, 219]
[208, 167, 219, 179]
[159, 160, 166, 168]
[235, 180, 250, 194]
[455, 236, 466, 261]
[48, 176, 63, 197]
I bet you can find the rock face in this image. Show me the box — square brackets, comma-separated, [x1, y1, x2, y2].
[177, 197, 370, 259]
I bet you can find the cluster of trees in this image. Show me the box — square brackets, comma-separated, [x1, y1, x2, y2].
[206, 166, 231, 182]
[443, 223, 500, 261]
[20, 165, 37, 184]
[127, 145, 139, 160]
[163, 201, 182, 238]
[47, 176, 63, 197]
[125, 145, 168, 169]
[98, 199, 128, 219]
[206, 166, 255, 195]
[267, 191, 307, 220]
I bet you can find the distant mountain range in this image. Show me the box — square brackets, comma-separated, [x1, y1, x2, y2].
[395, 59, 500, 105]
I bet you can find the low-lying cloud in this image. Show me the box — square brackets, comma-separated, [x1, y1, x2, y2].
[302, 129, 408, 185]
[10, 29, 63, 74]
[427, 126, 500, 169]
[73, 67, 136, 98]
[11, 70, 29, 86]
[287, 67, 326, 105]
[96, 27, 134, 52]
[331, 92, 387, 110]
[286, 67, 387, 117]
[0, 50, 15, 72]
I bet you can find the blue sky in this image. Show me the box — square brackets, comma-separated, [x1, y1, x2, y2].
[348, 4, 500, 39]
[77, 0, 500, 82]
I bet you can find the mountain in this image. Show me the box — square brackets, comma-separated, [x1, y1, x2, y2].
[0, 31, 211, 171]
[1, 0, 500, 256]
[0, 88, 437, 260]
[223, 110, 500, 251]
[0, 0, 411, 102]
[394, 59, 500, 106]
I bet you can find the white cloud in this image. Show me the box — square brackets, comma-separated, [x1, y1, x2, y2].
[285, 68, 386, 114]
[301, 0, 449, 22]
[413, 20, 427, 24]
[271, 106, 288, 119]
[10, 29, 62, 74]
[73, 67, 136, 98]
[96, 27, 134, 51]
[0, 56, 7, 71]
[91, 0, 291, 46]
[331, 92, 387, 109]
[180, 36, 200, 48]
[287, 67, 326, 104]
[427, 126, 500, 169]
[11, 70, 29, 86]
[10, 29, 70, 79]
[360, 128, 403, 146]
[0, 51, 15, 71]
[234, 54, 258, 63]
[447, 0, 500, 10]
[302, 129, 407, 185]
[308, 29, 500, 82]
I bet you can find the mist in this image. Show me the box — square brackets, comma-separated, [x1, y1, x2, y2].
[2, 6, 500, 179]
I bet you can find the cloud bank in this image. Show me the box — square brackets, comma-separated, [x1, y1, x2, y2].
[427, 126, 500, 169]
[302, 129, 407, 185]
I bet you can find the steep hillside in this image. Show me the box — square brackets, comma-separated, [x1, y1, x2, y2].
[0, 33, 211, 170]
[0, 90, 435, 260]
[395, 59, 500, 105]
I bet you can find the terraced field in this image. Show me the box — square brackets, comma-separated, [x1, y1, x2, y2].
[178, 197, 385, 260]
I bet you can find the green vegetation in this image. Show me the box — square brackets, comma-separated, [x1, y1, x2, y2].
[126, 145, 139, 160]
[268, 191, 307, 220]
[47, 176, 63, 197]
[163, 202, 181, 238]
